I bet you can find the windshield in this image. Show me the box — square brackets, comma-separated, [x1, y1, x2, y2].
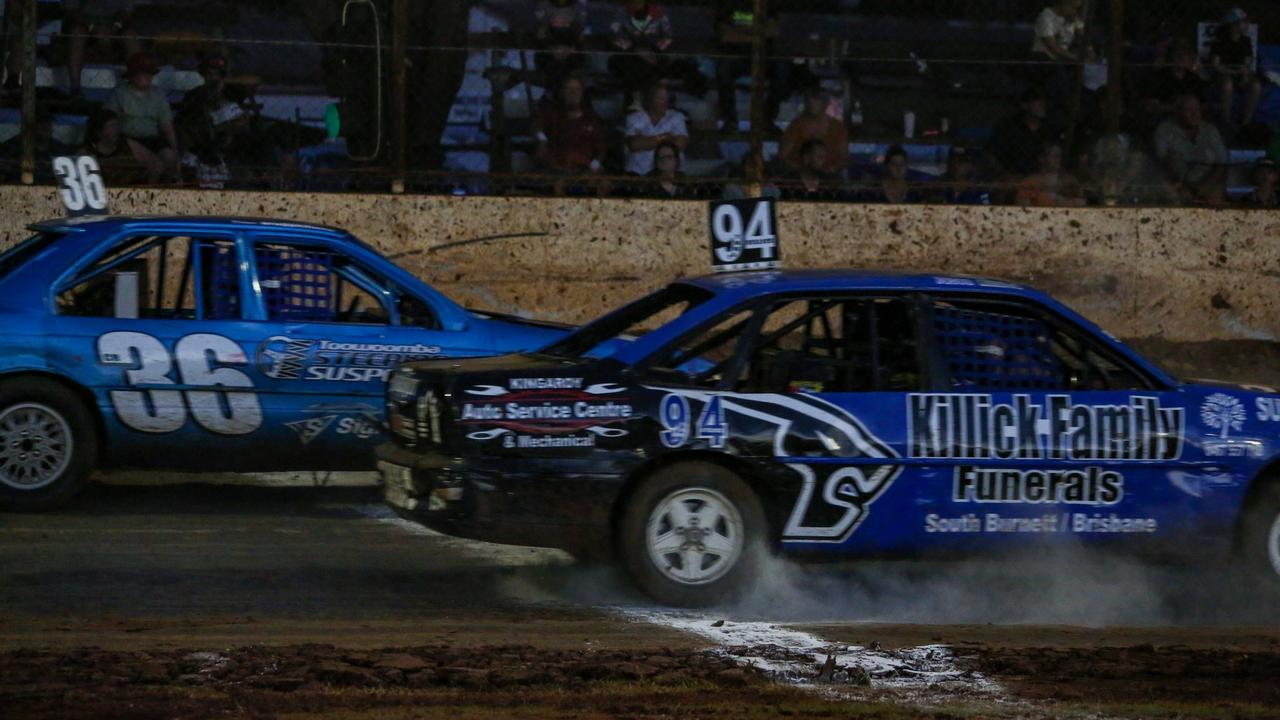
[541, 284, 714, 359]
[0, 232, 61, 281]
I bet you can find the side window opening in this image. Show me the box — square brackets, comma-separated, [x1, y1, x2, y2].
[254, 242, 394, 325]
[645, 309, 757, 388]
[931, 298, 1149, 391]
[744, 296, 921, 394]
[58, 235, 239, 320]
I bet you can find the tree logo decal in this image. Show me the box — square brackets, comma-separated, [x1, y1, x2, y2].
[1200, 393, 1246, 439]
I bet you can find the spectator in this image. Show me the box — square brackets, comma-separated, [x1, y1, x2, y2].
[177, 55, 247, 186]
[1016, 142, 1085, 206]
[940, 147, 991, 205]
[1133, 38, 1205, 140]
[64, 0, 143, 96]
[713, 0, 793, 130]
[533, 74, 607, 188]
[779, 86, 849, 176]
[624, 82, 688, 176]
[1029, 0, 1083, 107]
[862, 145, 922, 204]
[607, 1, 707, 107]
[1243, 157, 1279, 207]
[1153, 94, 1228, 205]
[1207, 7, 1261, 129]
[986, 87, 1063, 181]
[533, 0, 588, 91]
[104, 52, 179, 183]
[721, 148, 781, 200]
[80, 108, 145, 184]
[644, 141, 686, 198]
[782, 139, 852, 201]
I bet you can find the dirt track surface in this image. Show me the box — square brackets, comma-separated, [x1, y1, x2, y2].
[4, 483, 1280, 719]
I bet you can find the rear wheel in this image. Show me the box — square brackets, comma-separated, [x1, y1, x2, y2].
[1241, 483, 1280, 591]
[619, 462, 766, 607]
[0, 379, 97, 511]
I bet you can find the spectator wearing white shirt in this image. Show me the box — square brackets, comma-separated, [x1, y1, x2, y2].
[624, 82, 688, 175]
[1029, 0, 1083, 113]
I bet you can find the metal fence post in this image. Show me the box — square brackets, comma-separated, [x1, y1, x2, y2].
[19, 0, 37, 186]
[390, 0, 407, 193]
[747, 0, 768, 184]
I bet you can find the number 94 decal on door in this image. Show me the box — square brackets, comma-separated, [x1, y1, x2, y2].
[97, 331, 262, 435]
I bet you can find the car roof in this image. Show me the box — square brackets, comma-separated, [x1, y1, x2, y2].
[28, 215, 347, 236]
[679, 269, 1042, 300]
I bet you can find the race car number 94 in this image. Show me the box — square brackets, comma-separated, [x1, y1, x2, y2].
[97, 331, 263, 435]
[660, 393, 726, 449]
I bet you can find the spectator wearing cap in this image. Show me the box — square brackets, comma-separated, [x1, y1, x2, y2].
[1153, 93, 1227, 205]
[1244, 158, 1279, 207]
[607, 1, 707, 108]
[1208, 8, 1261, 129]
[779, 86, 849, 177]
[105, 52, 179, 183]
[986, 88, 1064, 184]
[940, 147, 990, 205]
[624, 82, 688, 176]
[534, 0, 588, 92]
[1016, 142, 1085, 207]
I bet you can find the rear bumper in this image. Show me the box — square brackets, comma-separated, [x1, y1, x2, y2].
[375, 443, 624, 555]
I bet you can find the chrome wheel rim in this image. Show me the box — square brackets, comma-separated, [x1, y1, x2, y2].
[0, 403, 72, 490]
[1269, 513, 1280, 579]
[646, 487, 743, 586]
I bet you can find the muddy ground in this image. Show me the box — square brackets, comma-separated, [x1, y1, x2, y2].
[3, 484, 1280, 719]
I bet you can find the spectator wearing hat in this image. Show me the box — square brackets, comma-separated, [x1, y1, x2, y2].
[779, 86, 849, 177]
[1244, 158, 1279, 207]
[105, 53, 179, 183]
[1153, 93, 1227, 205]
[624, 82, 688, 176]
[1208, 8, 1261, 129]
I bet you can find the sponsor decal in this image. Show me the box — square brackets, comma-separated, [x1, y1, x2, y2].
[255, 337, 442, 383]
[1256, 397, 1280, 422]
[286, 404, 384, 445]
[1201, 393, 1245, 439]
[952, 466, 1124, 505]
[458, 378, 633, 447]
[285, 415, 337, 445]
[908, 394, 1185, 461]
[924, 512, 1158, 534]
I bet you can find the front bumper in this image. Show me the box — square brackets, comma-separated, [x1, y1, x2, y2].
[375, 442, 624, 555]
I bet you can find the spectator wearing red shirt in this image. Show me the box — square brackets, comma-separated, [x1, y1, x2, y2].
[779, 86, 849, 176]
[534, 75, 607, 194]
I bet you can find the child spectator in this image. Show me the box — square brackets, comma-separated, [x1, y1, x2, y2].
[624, 82, 688, 175]
[1243, 158, 1279, 207]
[1153, 94, 1228, 205]
[534, 0, 588, 91]
[1208, 8, 1261, 129]
[534, 74, 607, 175]
[104, 53, 179, 183]
[607, 1, 707, 106]
[779, 86, 848, 176]
[862, 145, 922, 204]
[1016, 142, 1085, 206]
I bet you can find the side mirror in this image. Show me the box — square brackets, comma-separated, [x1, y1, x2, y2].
[113, 271, 139, 319]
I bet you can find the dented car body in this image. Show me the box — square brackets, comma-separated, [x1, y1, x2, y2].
[378, 270, 1280, 605]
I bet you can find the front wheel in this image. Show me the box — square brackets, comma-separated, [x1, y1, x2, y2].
[1241, 484, 1280, 591]
[618, 461, 767, 607]
[0, 379, 98, 511]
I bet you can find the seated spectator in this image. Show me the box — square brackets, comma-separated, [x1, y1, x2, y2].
[1208, 8, 1261, 129]
[1243, 157, 1279, 207]
[64, 0, 143, 96]
[80, 108, 146, 184]
[1153, 94, 1228, 205]
[861, 145, 923, 204]
[1029, 0, 1083, 109]
[713, 0, 793, 130]
[0, 106, 77, 174]
[1016, 142, 1085, 206]
[534, 0, 588, 91]
[986, 87, 1063, 183]
[1133, 38, 1205, 139]
[939, 147, 991, 205]
[105, 53, 179, 183]
[607, 1, 707, 107]
[779, 86, 849, 176]
[721, 148, 781, 200]
[624, 82, 688, 176]
[644, 141, 687, 198]
[781, 139, 853, 201]
[177, 54, 248, 185]
[534, 75, 606, 174]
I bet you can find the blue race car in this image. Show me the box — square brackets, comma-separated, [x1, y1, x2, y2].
[0, 215, 567, 510]
[378, 269, 1280, 606]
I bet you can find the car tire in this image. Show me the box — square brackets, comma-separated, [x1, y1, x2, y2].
[619, 461, 767, 607]
[0, 378, 97, 511]
[1241, 482, 1280, 592]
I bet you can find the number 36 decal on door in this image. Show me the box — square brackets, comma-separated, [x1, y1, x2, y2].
[96, 331, 262, 435]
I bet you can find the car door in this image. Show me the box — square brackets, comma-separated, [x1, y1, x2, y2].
[241, 234, 493, 466]
[901, 293, 1196, 555]
[50, 231, 272, 470]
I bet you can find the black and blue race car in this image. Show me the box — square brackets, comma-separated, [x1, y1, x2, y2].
[0, 216, 566, 510]
[377, 269, 1280, 606]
